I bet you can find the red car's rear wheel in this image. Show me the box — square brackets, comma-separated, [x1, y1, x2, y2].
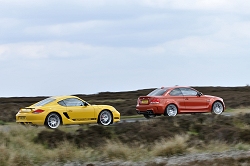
[165, 104, 178, 116]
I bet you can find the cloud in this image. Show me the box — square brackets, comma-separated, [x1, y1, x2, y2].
[142, 0, 245, 12]
[0, 42, 92, 60]
[24, 20, 111, 38]
[0, 46, 9, 60]
[0, 0, 250, 96]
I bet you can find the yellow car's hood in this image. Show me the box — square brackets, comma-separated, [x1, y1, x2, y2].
[92, 105, 116, 111]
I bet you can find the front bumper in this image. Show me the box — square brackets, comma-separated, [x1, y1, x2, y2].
[112, 111, 120, 123]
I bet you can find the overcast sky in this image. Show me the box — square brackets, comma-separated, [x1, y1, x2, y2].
[0, 0, 250, 97]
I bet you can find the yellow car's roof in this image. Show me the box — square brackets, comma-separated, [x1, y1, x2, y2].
[51, 95, 80, 101]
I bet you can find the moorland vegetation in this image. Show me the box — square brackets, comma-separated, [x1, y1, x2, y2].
[1, 86, 250, 122]
[0, 86, 250, 165]
[1, 114, 250, 165]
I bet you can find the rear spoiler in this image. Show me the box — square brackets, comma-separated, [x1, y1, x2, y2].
[20, 107, 35, 113]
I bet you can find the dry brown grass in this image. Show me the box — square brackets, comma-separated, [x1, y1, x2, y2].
[1, 113, 250, 165]
[101, 141, 150, 161]
[0, 144, 10, 166]
[188, 140, 230, 154]
[151, 134, 189, 157]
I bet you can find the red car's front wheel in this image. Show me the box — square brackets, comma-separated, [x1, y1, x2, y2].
[212, 101, 224, 115]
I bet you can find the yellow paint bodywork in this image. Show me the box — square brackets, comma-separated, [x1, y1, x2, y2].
[16, 95, 120, 126]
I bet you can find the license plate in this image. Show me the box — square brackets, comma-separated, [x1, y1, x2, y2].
[141, 100, 148, 104]
[19, 116, 26, 120]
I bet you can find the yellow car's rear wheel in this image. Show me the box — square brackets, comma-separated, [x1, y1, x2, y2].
[98, 110, 112, 126]
[45, 113, 61, 129]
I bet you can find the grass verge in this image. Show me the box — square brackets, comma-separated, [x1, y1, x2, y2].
[1, 113, 250, 165]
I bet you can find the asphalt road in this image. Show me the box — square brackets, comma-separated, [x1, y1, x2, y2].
[120, 111, 247, 123]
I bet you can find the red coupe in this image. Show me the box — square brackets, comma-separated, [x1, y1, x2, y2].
[136, 86, 225, 118]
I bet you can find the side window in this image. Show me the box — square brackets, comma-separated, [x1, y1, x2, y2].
[60, 98, 85, 107]
[180, 88, 198, 96]
[34, 97, 55, 106]
[147, 88, 169, 96]
[169, 88, 182, 96]
[58, 100, 66, 106]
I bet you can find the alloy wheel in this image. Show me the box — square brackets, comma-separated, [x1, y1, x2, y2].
[99, 110, 112, 125]
[166, 104, 178, 116]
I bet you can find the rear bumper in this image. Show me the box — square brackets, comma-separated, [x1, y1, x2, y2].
[136, 110, 154, 115]
[16, 112, 46, 125]
[136, 104, 165, 114]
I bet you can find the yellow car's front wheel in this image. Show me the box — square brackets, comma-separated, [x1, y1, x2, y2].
[99, 110, 112, 126]
[45, 113, 61, 129]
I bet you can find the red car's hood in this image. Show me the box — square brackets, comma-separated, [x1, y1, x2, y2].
[203, 95, 215, 97]
[203, 95, 222, 100]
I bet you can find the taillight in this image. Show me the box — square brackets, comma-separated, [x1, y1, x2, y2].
[33, 109, 45, 114]
[150, 98, 160, 104]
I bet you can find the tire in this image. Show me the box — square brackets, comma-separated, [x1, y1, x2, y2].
[143, 114, 156, 119]
[99, 110, 112, 126]
[165, 104, 178, 116]
[45, 113, 61, 129]
[212, 101, 224, 115]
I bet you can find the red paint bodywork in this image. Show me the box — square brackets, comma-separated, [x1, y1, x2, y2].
[136, 86, 225, 115]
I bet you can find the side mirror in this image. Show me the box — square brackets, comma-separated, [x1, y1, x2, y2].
[197, 92, 203, 97]
[84, 102, 89, 106]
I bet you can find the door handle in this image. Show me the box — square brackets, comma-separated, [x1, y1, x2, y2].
[185, 98, 188, 100]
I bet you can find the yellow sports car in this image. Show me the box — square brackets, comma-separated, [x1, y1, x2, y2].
[16, 95, 120, 129]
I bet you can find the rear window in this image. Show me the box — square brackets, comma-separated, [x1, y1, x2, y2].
[34, 97, 56, 106]
[147, 88, 169, 96]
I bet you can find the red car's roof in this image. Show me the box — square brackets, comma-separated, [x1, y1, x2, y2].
[160, 86, 191, 89]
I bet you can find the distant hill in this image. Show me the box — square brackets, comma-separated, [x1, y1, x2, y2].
[1, 86, 250, 122]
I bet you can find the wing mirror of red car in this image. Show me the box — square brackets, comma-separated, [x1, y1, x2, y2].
[197, 92, 203, 97]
